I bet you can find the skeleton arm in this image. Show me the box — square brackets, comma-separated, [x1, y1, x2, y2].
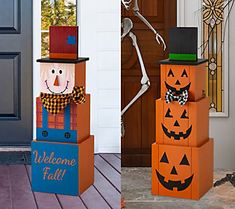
[133, 0, 166, 50]
[121, 31, 150, 116]
[129, 32, 149, 85]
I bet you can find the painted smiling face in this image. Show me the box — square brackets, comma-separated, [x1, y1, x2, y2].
[152, 143, 194, 199]
[40, 63, 75, 94]
[152, 140, 214, 200]
[160, 64, 207, 101]
[165, 67, 191, 94]
[156, 151, 193, 192]
[162, 104, 192, 141]
[156, 98, 209, 147]
[157, 100, 192, 145]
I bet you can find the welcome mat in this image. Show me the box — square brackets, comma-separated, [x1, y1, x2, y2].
[0, 151, 31, 165]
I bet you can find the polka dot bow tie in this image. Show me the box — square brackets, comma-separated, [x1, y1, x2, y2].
[165, 89, 189, 106]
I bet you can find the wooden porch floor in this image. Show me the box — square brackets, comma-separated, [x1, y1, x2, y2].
[0, 154, 121, 209]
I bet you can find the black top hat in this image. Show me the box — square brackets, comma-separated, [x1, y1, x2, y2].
[169, 27, 198, 62]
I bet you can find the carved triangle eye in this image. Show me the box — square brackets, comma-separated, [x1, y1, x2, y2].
[165, 108, 173, 118]
[180, 154, 190, 166]
[160, 152, 169, 163]
[168, 69, 174, 77]
[181, 110, 189, 119]
[181, 69, 188, 77]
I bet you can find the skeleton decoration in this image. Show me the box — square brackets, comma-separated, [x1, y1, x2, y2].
[121, 0, 166, 136]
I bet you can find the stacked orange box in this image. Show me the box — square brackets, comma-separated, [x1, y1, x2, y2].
[152, 28, 214, 200]
[31, 26, 94, 196]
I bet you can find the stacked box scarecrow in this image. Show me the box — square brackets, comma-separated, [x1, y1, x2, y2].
[32, 26, 94, 196]
[152, 28, 214, 200]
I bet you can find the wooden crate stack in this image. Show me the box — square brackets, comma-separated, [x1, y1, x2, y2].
[31, 26, 94, 196]
[152, 27, 214, 200]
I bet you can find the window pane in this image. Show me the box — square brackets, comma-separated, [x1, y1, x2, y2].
[202, 0, 224, 112]
[41, 0, 77, 57]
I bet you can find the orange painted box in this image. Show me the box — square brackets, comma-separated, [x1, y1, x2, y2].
[152, 139, 214, 200]
[156, 97, 209, 147]
[32, 135, 94, 196]
[160, 59, 207, 102]
[36, 94, 90, 143]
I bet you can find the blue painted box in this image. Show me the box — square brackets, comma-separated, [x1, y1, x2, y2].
[31, 135, 94, 196]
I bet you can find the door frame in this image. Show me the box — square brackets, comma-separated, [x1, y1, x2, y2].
[0, 0, 33, 148]
[33, 0, 41, 147]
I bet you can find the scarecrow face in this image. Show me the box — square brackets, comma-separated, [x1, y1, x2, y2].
[162, 103, 192, 140]
[156, 148, 193, 191]
[40, 63, 75, 94]
[165, 67, 191, 93]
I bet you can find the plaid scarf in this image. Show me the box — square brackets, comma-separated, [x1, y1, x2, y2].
[40, 86, 85, 114]
[165, 89, 188, 106]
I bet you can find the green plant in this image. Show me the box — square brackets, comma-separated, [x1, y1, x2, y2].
[41, 0, 77, 57]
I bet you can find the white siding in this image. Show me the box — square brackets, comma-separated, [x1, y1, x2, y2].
[79, 0, 121, 153]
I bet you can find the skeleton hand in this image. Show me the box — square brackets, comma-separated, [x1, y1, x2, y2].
[121, 0, 132, 10]
[156, 32, 166, 51]
[132, 0, 167, 51]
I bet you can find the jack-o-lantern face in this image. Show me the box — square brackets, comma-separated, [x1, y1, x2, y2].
[40, 63, 75, 94]
[152, 140, 214, 200]
[156, 152, 193, 191]
[161, 107, 192, 140]
[165, 67, 191, 94]
[156, 98, 209, 147]
[160, 63, 207, 101]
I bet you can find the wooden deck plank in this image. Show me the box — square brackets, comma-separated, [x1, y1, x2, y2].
[99, 154, 121, 173]
[9, 165, 37, 209]
[94, 168, 120, 209]
[17, 154, 120, 209]
[0, 166, 12, 209]
[94, 155, 121, 192]
[114, 154, 121, 159]
[81, 186, 111, 209]
[56, 195, 87, 209]
[26, 165, 62, 209]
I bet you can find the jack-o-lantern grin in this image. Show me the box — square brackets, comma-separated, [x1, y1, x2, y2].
[156, 170, 194, 191]
[162, 124, 192, 140]
[165, 81, 191, 94]
[156, 152, 194, 191]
